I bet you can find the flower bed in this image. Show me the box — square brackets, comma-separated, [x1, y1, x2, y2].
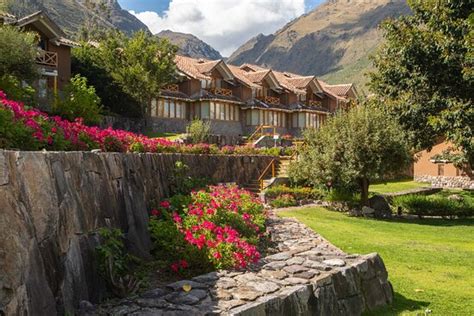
[265, 185, 325, 208]
[0, 91, 276, 155]
[149, 185, 266, 275]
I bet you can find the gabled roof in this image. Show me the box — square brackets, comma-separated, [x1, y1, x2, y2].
[227, 65, 260, 88]
[318, 80, 358, 101]
[16, 11, 66, 39]
[235, 64, 282, 90]
[174, 55, 234, 81]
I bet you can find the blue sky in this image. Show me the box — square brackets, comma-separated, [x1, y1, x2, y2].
[118, 1, 324, 14]
[118, 0, 325, 56]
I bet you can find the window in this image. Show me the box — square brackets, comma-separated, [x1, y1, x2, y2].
[151, 98, 157, 116]
[298, 113, 306, 128]
[201, 102, 210, 119]
[219, 103, 225, 120]
[438, 164, 445, 176]
[300, 94, 306, 102]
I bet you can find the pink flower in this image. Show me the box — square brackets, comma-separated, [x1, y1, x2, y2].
[213, 252, 222, 259]
[172, 212, 182, 224]
[151, 209, 161, 217]
[160, 201, 171, 209]
[179, 259, 188, 269]
[170, 262, 180, 273]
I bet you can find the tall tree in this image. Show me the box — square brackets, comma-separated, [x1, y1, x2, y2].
[289, 104, 411, 206]
[72, 30, 178, 117]
[369, 0, 473, 167]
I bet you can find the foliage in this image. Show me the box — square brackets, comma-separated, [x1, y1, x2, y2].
[96, 228, 141, 297]
[0, 75, 35, 104]
[265, 185, 324, 200]
[72, 30, 177, 117]
[369, 180, 429, 194]
[169, 161, 209, 195]
[269, 194, 298, 208]
[289, 104, 411, 206]
[186, 119, 211, 144]
[369, 1, 474, 167]
[0, 106, 40, 150]
[72, 44, 142, 117]
[55, 75, 102, 125]
[0, 25, 38, 82]
[278, 207, 474, 315]
[149, 185, 266, 275]
[392, 192, 474, 218]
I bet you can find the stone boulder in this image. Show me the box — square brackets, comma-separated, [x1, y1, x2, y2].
[368, 195, 392, 219]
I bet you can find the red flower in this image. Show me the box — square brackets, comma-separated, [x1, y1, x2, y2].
[179, 259, 188, 269]
[160, 201, 171, 209]
[151, 209, 161, 217]
[170, 262, 179, 273]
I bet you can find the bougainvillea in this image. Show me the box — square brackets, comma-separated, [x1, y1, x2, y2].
[149, 185, 266, 274]
[0, 91, 281, 155]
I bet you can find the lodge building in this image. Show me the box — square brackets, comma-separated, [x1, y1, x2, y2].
[149, 55, 359, 138]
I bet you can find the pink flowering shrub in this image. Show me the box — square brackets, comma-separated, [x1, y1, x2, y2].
[0, 91, 281, 155]
[148, 185, 266, 275]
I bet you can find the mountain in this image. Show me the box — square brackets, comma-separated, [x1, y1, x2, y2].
[157, 30, 223, 60]
[228, 0, 411, 89]
[2, 0, 148, 37]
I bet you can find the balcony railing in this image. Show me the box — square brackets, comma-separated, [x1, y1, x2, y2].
[163, 84, 179, 92]
[308, 100, 322, 107]
[258, 96, 280, 105]
[207, 87, 233, 97]
[36, 50, 58, 67]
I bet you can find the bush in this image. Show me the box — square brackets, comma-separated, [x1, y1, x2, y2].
[270, 194, 297, 208]
[56, 75, 102, 125]
[186, 119, 211, 144]
[265, 185, 324, 200]
[392, 194, 474, 218]
[149, 185, 266, 275]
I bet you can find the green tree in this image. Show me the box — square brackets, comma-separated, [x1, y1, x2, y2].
[369, 0, 473, 167]
[72, 30, 177, 117]
[56, 75, 102, 125]
[0, 25, 38, 102]
[289, 105, 411, 206]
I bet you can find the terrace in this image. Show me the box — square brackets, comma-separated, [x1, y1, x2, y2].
[36, 49, 58, 67]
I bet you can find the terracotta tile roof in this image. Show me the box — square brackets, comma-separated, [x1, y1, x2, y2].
[195, 59, 221, 74]
[318, 80, 350, 101]
[245, 70, 271, 83]
[227, 65, 260, 88]
[174, 55, 213, 80]
[54, 37, 79, 47]
[323, 83, 354, 97]
[273, 71, 310, 94]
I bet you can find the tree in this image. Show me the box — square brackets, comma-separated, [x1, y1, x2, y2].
[0, 25, 39, 102]
[186, 119, 211, 144]
[289, 105, 411, 206]
[72, 30, 178, 117]
[369, 0, 473, 167]
[56, 75, 102, 125]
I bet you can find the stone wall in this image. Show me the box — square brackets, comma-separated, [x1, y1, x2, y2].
[0, 150, 273, 316]
[415, 175, 474, 189]
[100, 115, 146, 133]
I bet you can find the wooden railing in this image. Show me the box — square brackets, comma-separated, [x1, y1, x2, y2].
[36, 50, 58, 67]
[247, 125, 277, 143]
[163, 84, 179, 92]
[307, 100, 322, 107]
[207, 87, 232, 96]
[258, 159, 277, 191]
[257, 96, 280, 105]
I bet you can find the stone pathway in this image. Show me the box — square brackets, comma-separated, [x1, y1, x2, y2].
[92, 215, 393, 315]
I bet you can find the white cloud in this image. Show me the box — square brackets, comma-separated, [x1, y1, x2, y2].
[130, 0, 306, 57]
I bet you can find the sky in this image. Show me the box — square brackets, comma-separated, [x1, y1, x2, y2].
[118, 0, 325, 57]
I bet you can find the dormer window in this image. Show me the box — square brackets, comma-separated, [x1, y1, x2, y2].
[201, 79, 210, 89]
[299, 94, 306, 102]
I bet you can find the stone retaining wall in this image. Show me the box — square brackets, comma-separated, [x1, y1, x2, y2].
[96, 216, 393, 316]
[415, 175, 474, 189]
[0, 151, 273, 315]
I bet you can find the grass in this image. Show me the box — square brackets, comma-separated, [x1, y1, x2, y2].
[143, 131, 184, 140]
[370, 180, 430, 194]
[278, 207, 474, 315]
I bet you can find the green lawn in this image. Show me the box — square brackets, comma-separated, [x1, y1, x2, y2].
[143, 131, 184, 140]
[278, 207, 474, 315]
[370, 180, 430, 194]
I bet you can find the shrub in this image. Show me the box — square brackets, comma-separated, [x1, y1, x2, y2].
[56, 75, 102, 125]
[186, 119, 211, 144]
[265, 185, 324, 201]
[392, 194, 474, 218]
[149, 185, 266, 274]
[270, 194, 297, 208]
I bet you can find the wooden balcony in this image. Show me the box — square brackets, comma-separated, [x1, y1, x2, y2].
[36, 50, 58, 67]
[207, 87, 233, 97]
[308, 100, 323, 107]
[163, 84, 179, 92]
[258, 96, 280, 105]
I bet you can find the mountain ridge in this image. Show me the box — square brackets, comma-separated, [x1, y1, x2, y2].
[157, 30, 223, 60]
[227, 0, 411, 89]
